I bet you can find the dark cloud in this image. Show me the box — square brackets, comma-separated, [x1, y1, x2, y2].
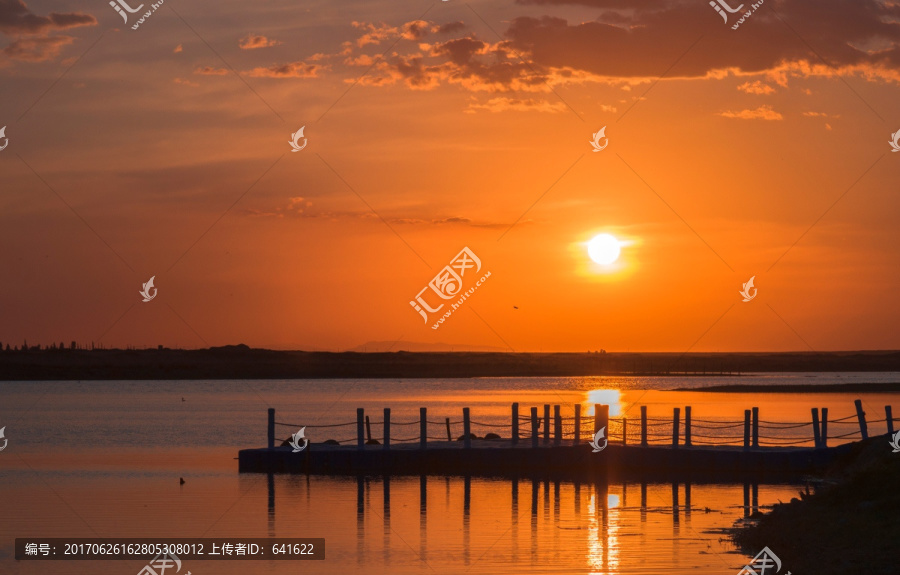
[437, 21, 466, 35]
[348, 1, 900, 94]
[516, 0, 666, 7]
[503, 0, 900, 79]
[0, 0, 95, 35]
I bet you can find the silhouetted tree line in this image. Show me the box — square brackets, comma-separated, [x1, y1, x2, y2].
[0, 340, 112, 351]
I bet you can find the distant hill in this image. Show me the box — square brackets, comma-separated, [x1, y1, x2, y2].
[1, 347, 899, 380]
[346, 341, 509, 353]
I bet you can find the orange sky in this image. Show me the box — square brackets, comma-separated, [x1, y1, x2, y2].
[1, 0, 899, 352]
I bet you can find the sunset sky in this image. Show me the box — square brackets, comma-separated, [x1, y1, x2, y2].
[1, 0, 898, 352]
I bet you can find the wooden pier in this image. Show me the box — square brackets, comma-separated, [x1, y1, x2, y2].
[238, 401, 895, 480]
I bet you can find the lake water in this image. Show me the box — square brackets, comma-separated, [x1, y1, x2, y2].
[1, 373, 897, 574]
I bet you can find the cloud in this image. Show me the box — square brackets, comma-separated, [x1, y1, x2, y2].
[353, 36, 576, 93]
[339, 2, 900, 95]
[352, 19, 446, 47]
[434, 217, 472, 224]
[352, 21, 398, 47]
[465, 96, 568, 113]
[501, 2, 900, 84]
[737, 80, 775, 94]
[2, 35, 71, 61]
[246, 60, 325, 78]
[173, 77, 199, 87]
[174, 44, 183, 53]
[0, 0, 95, 35]
[437, 22, 466, 35]
[718, 105, 784, 120]
[194, 65, 229, 76]
[244, 199, 518, 229]
[239, 34, 281, 50]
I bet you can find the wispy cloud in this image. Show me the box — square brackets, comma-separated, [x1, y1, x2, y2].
[718, 105, 783, 120]
[246, 60, 326, 78]
[194, 66, 229, 76]
[2, 35, 71, 61]
[465, 97, 568, 113]
[239, 34, 281, 50]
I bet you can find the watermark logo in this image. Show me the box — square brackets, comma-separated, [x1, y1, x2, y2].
[138, 552, 190, 575]
[589, 127, 608, 152]
[710, 0, 744, 23]
[140, 276, 157, 302]
[289, 427, 309, 452]
[737, 546, 790, 575]
[589, 426, 608, 452]
[109, 0, 144, 24]
[0, 426, 7, 452]
[409, 247, 492, 329]
[113, 0, 163, 31]
[889, 130, 900, 152]
[889, 429, 900, 453]
[740, 276, 757, 302]
[0, 126, 8, 151]
[289, 126, 307, 152]
[714, 0, 763, 30]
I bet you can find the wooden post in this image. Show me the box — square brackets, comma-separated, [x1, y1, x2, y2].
[622, 417, 627, 446]
[821, 407, 828, 448]
[640, 406, 648, 447]
[365, 415, 373, 442]
[445, 417, 452, 442]
[512, 403, 519, 445]
[463, 407, 471, 449]
[594, 404, 608, 434]
[357, 408, 365, 451]
[752, 407, 759, 448]
[531, 407, 539, 448]
[574, 404, 581, 444]
[887, 406, 895, 436]
[855, 399, 868, 440]
[811, 408, 821, 448]
[384, 407, 391, 450]
[420, 407, 427, 450]
[672, 407, 680, 447]
[684, 406, 692, 447]
[267, 408, 275, 450]
[553, 405, 561, 446]
[543, 404, 550, 444]
[743, 410, 751, 451]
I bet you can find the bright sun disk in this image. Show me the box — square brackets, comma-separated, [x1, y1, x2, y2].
[588, 234, 621, 265]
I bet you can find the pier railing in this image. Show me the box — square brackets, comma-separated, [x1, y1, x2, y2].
[267, 400, 897, 450]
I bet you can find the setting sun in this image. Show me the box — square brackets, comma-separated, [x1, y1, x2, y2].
[588, 234, 621, 265]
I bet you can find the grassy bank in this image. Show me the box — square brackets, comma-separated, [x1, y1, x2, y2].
[732, 435, 900, 574]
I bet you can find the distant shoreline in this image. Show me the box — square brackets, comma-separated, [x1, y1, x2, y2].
[675, 383, 900, 393]
[1, 346, 899, 380]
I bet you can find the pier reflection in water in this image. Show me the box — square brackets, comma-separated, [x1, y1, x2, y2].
[260, 473, 800, 574]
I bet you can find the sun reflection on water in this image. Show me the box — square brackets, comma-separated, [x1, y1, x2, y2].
[587, 486, 620, 574]
[585, 389, 623, 416]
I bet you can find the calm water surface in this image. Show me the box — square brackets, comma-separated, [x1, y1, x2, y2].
[1, 374, 897, 573]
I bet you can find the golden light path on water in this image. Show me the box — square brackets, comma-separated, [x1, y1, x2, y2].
[584, 390, 624, 416]
[588, 492, 621, 574]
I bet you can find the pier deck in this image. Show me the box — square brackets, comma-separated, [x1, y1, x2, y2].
[238, 440, 853, 480]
